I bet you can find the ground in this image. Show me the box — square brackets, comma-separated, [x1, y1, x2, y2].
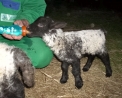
[25, 57, 122, 98]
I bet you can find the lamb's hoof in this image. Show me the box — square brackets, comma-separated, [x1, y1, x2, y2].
[106, 70, 112, 77]
[60, 77, 68, 84]
[82, 67, 89, 72]
[106, 73, 112, 77]
[75, 81, 83, 89]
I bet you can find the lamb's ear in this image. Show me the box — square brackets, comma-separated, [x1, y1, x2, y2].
[50, 22, 67, 29]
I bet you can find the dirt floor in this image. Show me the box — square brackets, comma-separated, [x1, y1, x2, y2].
[25, 57, 122, 98]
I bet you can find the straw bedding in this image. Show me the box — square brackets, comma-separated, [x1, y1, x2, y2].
[25, 57, 122, 98]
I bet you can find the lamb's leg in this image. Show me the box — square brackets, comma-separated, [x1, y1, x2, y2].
[97, 53, 112, 77]
[60, 61, 69, 83]
[71, 59, 83, 89]
[12, 48, 35, 87]
[82, 55, 95, 71]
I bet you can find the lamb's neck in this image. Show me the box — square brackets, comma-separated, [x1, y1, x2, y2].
[42, 30, 65, 51]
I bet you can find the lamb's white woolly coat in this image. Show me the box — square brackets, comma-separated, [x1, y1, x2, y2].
[0, 43, 16, 85]
[43, 29, 106, 62]
[0, 43, 34, 98]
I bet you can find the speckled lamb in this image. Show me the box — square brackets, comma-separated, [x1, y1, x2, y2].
[27, 17, 112, 89]
[0, 43, 34, 98]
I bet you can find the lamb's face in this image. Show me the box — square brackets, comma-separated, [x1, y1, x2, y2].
[27, 17, 54, 37]
[27, 17, 67, 38]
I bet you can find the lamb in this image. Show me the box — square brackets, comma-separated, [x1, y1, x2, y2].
[27, 17, 112, 89]
[0, 43, 34, 98]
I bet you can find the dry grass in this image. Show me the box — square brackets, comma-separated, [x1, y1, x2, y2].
[25, 57, 122, 98]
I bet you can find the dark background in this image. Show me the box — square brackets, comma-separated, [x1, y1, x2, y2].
[45, 0, 122, 12]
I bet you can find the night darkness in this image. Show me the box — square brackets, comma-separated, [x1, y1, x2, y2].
[45, 0, 122, 12]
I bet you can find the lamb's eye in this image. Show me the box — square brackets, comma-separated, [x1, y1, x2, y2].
[38, 23, 43, 27]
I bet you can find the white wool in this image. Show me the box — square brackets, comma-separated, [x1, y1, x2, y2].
[43, 29, 106, 60]
[43, 29, 65, 55]
[0, 42, 34, 97]
[0, 43, 16, 83]
[64, 29, 106, 55]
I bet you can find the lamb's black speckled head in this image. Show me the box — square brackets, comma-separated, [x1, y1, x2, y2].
[27, 17, 67, 38]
